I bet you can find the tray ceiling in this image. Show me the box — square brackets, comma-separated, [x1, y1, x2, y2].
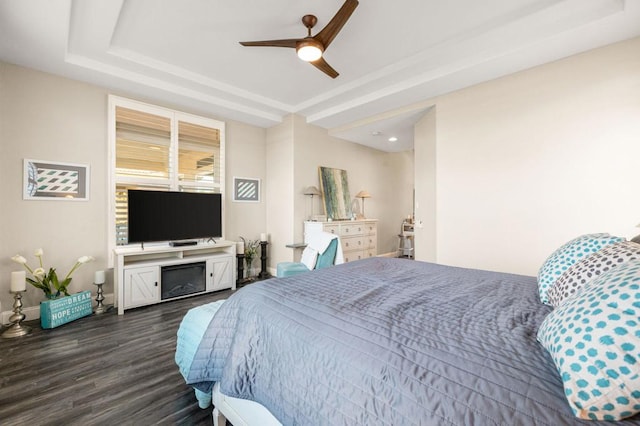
[1, 0, 639, 151]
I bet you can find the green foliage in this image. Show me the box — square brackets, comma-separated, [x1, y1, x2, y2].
[11, 250, 93, 299]
[26, 268, 72, 299]
[244, 239, 260, 260]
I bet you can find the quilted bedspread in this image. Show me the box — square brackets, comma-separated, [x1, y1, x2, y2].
[185, 257, 640, 425]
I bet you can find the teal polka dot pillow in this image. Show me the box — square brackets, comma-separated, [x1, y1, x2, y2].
[537, 234, 624, 305]
[537, 259, 640, 420]
[547, 241, 640, 307]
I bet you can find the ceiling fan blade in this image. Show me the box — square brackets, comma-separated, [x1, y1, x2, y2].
[314, 0, 359, 49]
[239, 39, 300, 48]
[311, 57, 339, 79]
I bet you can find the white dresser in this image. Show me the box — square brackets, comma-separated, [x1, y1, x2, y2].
[304, 220, 378, 263]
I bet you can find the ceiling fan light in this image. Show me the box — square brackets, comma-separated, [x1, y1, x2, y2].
[297, 40, 323, 62]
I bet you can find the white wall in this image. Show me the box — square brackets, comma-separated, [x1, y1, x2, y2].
[0, 62, 266, 314]
[415, 36, 640, 276]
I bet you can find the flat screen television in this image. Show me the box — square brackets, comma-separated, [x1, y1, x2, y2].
[127, 190, 222, 244]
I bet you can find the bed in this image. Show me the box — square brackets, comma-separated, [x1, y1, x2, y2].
[177, 256, 640, 425]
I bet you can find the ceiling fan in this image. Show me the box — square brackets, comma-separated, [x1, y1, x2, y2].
[239, 0, 359, 79]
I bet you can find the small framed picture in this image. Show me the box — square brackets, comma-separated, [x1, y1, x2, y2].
[23, 159, 90, 201]
[233, 177, 260, 202]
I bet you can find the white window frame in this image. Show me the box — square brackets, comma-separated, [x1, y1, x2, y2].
[107, 95, 226, 267]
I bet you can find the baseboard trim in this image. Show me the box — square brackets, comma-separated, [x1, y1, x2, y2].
[1, 293, 114, 325]
[378, 251, 399, 258]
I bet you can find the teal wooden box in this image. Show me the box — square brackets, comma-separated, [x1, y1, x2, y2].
[40, 290, 93, 329]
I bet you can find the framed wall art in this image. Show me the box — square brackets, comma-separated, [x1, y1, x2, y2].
[318, 166, 352, 220]
[233, 177, 260, 202]
[23, 159, 90, 201]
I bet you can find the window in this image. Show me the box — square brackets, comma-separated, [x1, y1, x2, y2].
[108, 96, 225, 263]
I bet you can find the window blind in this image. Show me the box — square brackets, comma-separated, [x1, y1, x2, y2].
[110, 98, 225, 250]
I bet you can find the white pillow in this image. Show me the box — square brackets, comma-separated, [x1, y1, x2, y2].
[537, 259, 640, 420]
[300, 247, 318, 271]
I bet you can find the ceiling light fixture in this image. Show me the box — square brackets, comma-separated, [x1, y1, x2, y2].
[296, 39, 323, 62]
[371, 131, 382, 136]
[388, 137, 398, 142]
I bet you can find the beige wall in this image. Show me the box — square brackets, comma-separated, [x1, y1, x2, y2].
[225, 120, 267, 243]
[262, 114, 415, 270]
[0, 62, 266, 314]
[289, 115, 414, 259]
[1, 63, 108, 312]
[415, 36, 640, 276]
[413, 107, 436, 262]
[0, 62, 414, 316]
[4, 34, 638, 314]
[265, 115, 295, 268]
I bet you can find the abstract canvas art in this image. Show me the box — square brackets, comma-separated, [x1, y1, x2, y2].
[318, 167, 352, 220]
[23, 159, 89, 201]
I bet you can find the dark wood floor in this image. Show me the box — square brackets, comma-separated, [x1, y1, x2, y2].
[0, 289, 233, 426]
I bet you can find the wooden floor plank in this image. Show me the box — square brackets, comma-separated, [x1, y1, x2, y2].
[0, 290, 232, 425]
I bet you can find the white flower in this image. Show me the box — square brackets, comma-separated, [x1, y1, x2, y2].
[11, 255, 27, 265]
[34, 248, 44, 257]
[33, 267, 45, 279]
[77, 256, 94, 264]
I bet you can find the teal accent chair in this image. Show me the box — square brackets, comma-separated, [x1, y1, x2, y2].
[277, 238, 339, 278]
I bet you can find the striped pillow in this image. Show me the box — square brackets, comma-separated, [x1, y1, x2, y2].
[547, 241, 640, 307]
[537, 234, 624, 305]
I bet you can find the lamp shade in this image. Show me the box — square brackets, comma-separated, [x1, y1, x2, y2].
[355, 190, 371, 199]
[304, 186, 321, 196]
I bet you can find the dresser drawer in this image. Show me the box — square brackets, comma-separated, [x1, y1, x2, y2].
[363, 222, 377, 235]
[323, 224, 340, 235]
[362, 235, 377, 249]
[340, 223, 364, 236]
[343, 250, 365, 263]
[342, 236, 364, 252]
[364, 249, 376, 259]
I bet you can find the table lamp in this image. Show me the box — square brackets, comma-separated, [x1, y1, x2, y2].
[355, 190, 372, 218]
[304, 186, 321, 220]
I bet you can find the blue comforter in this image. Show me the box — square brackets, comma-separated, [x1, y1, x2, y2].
[185, 257, 640, 425]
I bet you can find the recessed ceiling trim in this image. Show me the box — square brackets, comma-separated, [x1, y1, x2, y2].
[295, 0, 565, 112]
[306, 51, 503, 124]
[65, 53, 283, 124]
[330, 102, 434, 136]
[108, 46, 295, 113]
[305, 0, 625, 125]
[4, 0, 634, 135]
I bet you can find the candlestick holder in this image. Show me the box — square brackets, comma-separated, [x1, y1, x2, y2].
[236, 253, 245, 286]
[93, 281, 109, 314]
[259, 241, 270, 279]
[1, 290, 32, 338]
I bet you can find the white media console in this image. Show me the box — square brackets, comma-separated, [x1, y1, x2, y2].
[113, 241, 236, 315]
